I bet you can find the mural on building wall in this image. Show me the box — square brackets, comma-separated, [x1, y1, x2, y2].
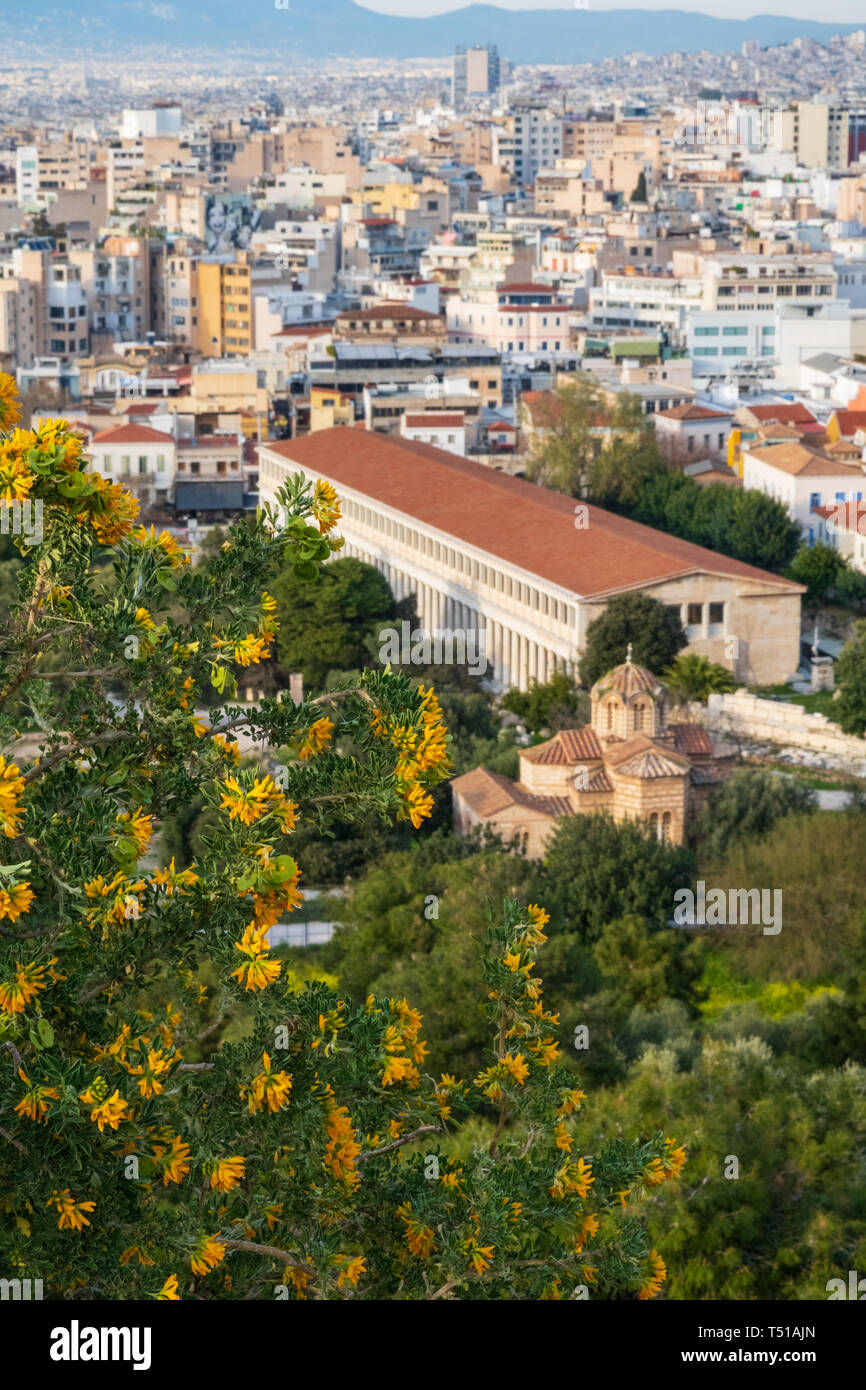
[204, 194, 261, 254]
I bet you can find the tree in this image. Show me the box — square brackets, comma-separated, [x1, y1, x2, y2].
[0, 373, 682, 1300]
[630, 171, 648, 204]
[270, 554, 402, 688]
[728, 489, 802, 572]
[786, 542, 845, 608]
[662, 653, 735, 704]
[525, 376, 601, 497]
[578, 592, 687, 688]
[501, 668, 588, 735]
[525, 378, 665, 507]
[833, 618, 866, 736]
[693, 768, 815, 858]
[543, 812, 696, 942]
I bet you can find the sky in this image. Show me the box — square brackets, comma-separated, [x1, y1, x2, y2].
[360, 0, 865, 19]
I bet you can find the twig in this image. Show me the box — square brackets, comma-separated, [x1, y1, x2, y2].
[176, 1062, 215, 1072]
[217, 1238, 315, 1276]
[0, 1127, 26, 1154]
[2, 1041, 24, 1072]
[429, 1277, 459, 1300]
[356, 1124, 440, 1165]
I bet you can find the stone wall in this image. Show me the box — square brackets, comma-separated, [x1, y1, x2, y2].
[704, 690, 866, 760]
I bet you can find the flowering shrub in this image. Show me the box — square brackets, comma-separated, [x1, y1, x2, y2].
[0, 376, 682, 1299]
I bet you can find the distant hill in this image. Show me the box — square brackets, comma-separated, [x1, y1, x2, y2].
[0, 1, 860, 63]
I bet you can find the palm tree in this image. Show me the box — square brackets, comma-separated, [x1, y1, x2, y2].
[662, 653, 736, 704]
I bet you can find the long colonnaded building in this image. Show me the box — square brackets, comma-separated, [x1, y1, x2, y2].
[257, 428, 803, 689]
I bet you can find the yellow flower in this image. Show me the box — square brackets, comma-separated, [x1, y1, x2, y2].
[115, 806, 153, 856]
[156, 1273, 180, 1300]
[127, 1046, 175, 1098]
[0, 881, 34, 922]
[573, 1214, 600, 1252]
[323, 1105, 361, 1190]
[150, 859, 198, 895]
[247, 1053, 293, 1115]
[0, 372, 22, 430]
[0, 755, 26, 838]
[208, 1156, 246, 1192]
[220, 775, 280, 826]
[134, 606, 155, 629]
[190, 1234, 225, 1277]
[312, 478, 341, 533]
[212, 733, 241, 764]
[47, 1188, 96, 1231]
[503, 951, 522, 972]
[296, 716, 334, 761]
[0, 452, 35, 503]
[80, 1086, 128, 1132]
[463, 1238, 495, 1276]
[638, 1249, 667, 1301]
[152, 1134, 191, 1186]
[381, 1054, 419, 1087]
[231, 922, 282, 992]
[14, 1068, 59, 1123]
[550, 1156, 594, 1201]
[502, 1052, 529, 1085]
[398, 782, 434, 830]
[232, 633, 270, 667]
[0, 958, 49, 1013]
[119, 1245, 156, 1267]
[89, 478, 140, 544]
[333, 1253, 365, 1288]
[396, 1202, 436, 1257]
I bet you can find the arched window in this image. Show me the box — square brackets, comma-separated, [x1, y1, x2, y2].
[661, 811, 672, 842]
[633, 703, 645, 731]
[606, 702, 614, 730]
[649, 812, 658, 837]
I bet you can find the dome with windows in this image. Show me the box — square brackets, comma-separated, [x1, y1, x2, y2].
[590, 645, 669, 740]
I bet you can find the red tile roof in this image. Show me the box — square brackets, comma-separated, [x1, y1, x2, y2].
[92, 424, 175, 444]
[745, 403, 819, 426]
[261, 429, 803, 600]
[831, 410, 866, 438]
[657, 403, 732, 421]
[337, 304, 442, 322]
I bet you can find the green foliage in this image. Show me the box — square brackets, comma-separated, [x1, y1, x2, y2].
[834, 618, 866, 736]
[270, 554, 401, 689]
[501, 668, 588, 735]
[786, 541, 846, 608]
[525, 376, 665, 505]
[629, 472, 802, 572]
[693, 768, 816, 858]
[662, 652, 735, 703]
[543, 812, 696, 942]
[579, 591, 687, 687]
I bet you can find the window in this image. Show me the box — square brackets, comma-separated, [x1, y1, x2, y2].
[606, 703, 614, 730]
[138, 457, 147, 474]
[708, 601, 724, 631]
[809, 492, 821, 509]
[687, 603, 702, 627]
[661, 811, 671, 843]
[103, 456, 113, 473]
[121, 456, 130, 474]
[633, 704, 645, 731]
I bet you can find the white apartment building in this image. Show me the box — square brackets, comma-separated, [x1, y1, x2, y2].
[742, 441, 866, 543]
[589, 270, 703, 337]
[89, 423, 177, 509]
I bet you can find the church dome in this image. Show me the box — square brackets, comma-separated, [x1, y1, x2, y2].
[590, 646, 669, 740]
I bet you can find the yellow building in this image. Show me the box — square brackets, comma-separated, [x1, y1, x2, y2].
[310, 386, 354, 433]
[197, 252, 252, 358]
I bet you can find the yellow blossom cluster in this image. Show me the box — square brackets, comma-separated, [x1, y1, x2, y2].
[0, 957, 58, 1015]
[0, 755, 26, 839]
[243, 1052, 293, 1115]
[46, 1188, 96, 1232]
[231, 922, 282, 992]
[371, 684, 450, 830]
[380, 997, 426, 1088]
[311, 478, 341, 534]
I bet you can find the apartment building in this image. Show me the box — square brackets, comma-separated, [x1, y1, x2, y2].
[197, 253, 252, 357]
[452, 45, 501, 109]
[89, 423, 176, 508]
[70, 237, 151, 347]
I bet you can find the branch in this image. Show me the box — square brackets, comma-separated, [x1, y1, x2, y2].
[2, 1041, 24, 1072]
[22, 730, 130, 783]
[217, 1239, 315, 1276]
[0, 1127, 26, 1154]
[356, 1124, 440, 1165]
[176, 1062, 215, 1072]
